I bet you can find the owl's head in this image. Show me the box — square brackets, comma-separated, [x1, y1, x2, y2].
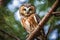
[19, 3, 36, 17]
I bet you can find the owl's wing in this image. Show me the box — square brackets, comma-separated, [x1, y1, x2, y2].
[34, 14, 41, 23]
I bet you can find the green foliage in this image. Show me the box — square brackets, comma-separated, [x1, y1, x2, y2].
[0, 0, 60, 40]
[3, 0, 11, 6]
[28, 0, 34, 4]
[0, 6, 27, 40]
[47, 0, 56, 7]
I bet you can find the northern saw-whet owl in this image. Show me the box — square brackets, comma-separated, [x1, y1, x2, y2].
[19, 3, 45, 40]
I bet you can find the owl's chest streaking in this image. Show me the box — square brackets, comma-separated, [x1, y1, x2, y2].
[21, 14, 38, 33]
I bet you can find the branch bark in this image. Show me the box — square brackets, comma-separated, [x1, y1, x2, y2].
[52, 12, 60, 16]
[27, 0, 60, 40]
[0, 0, 5, 6]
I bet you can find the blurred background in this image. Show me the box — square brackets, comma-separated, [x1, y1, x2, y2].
[0, 0, 60, 40]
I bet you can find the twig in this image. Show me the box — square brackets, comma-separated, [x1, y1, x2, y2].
[26, 0, 60, 40]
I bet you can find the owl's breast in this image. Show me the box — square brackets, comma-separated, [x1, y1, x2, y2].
[25, 20, 30, 30]
[21, 18, 31, 33]
[21, 14, 38, 33]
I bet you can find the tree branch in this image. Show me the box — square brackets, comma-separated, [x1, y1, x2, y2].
[46, 11, 60, 37]
[52, 12, 60, 16]
[26, 0, 60, 40]
[0, 29, 20, 40]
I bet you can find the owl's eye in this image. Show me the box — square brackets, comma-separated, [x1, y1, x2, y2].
[29, 9, 32, 11]
[23, 9, 26, 11]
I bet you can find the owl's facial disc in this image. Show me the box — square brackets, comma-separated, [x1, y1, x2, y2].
[20, 4, 35, 16]
[23, 7, 32, 15]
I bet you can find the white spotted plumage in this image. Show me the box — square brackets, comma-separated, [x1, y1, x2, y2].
[34, 15, 38, 23]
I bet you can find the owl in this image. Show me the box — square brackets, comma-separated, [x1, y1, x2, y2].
[19, 3, 45, 40]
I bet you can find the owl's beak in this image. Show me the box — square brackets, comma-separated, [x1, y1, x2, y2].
[26, 8, 29, 14]
[24, 7, 30, 14]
